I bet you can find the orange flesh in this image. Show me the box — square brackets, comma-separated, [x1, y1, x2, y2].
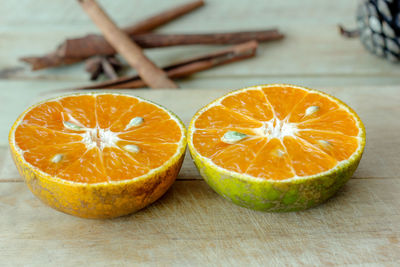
[13, 94, 182, 184]
[192, 86, 361, 180]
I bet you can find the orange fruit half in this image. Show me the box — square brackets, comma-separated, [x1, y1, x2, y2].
[188, 84, 365, 211]
[9, 93, 186, 218]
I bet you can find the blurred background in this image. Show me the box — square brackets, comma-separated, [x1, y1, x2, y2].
[1, 0, 400, 92]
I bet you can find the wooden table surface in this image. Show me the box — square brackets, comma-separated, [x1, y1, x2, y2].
[1, 0, 400, 266]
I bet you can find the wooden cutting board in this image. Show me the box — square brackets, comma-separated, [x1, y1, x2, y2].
[1, 87, 399, 266]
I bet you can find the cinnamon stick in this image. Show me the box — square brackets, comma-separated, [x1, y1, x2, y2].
[85, 56, 122, 80]
[20, 0, 204, 70]
[21, 29, 282, 70]
[338, 25, 360, 38]
[122, 0, 204, 34]
[61, 30, 283, 58]
[100, 57, 118, 79]
[72, 41, 258, 90]
[78, 0, 177, 89]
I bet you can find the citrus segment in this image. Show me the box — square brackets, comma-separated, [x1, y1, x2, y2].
[116, 140, 178, 169]
[211, 137, 268, 173]
[9, 93, 186, 218]
[188, 84, 365, 211]
[102, 147, 149, 181]
[283, 136, 337, 176]
[22, 101, 66, 131]
[57, 147, 108, 183]
[59, 95, 97, 128]
[110, 101, 171, 132]
[298, 110, 359, 136]
[96, 94, 139, 129]
[194, 105, 263, 129]
[192, 128, 257, 158]
[118, 119, 182, 143]
[296, 130, 359, 161]
[23, 143, 87, 176]
[262, 85, 308, 119]
[288, 93, 340, 122]
[245, 138, 295, 180]
[15, 124, 83, 150]
[221, 89, 274, 121]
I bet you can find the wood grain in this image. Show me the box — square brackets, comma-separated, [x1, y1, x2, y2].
[0, 179, 399, 266]
[1, 1, 400, 265]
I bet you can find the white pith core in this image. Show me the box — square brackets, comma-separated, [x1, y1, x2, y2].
[253, 118, 298, 140]
[81, 127, 120, 150]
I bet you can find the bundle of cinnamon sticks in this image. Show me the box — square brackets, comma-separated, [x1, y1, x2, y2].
[20, 0, 284, 89]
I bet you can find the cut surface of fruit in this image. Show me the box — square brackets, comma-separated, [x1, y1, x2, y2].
[190, 85, 364, 180]
[9, 93, 186, 218]
[12, 94, 184, 183]
[188, 84, 365, 211]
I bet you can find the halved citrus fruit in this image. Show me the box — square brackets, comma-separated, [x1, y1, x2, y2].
[188, 84, 365, 211]
[9, 93, 186, 219]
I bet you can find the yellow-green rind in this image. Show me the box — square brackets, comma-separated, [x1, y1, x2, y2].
[188, 84, 366, 212]
[189, 149, 362, 211]
[9, 93, 187, 219]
